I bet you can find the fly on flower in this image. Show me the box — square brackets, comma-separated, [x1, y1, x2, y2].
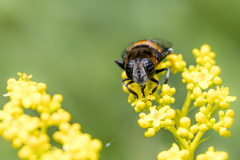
[115, 38, 174, 98]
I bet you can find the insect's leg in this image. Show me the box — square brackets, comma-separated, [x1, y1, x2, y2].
[115, 60, 125, 70]
[150, 78, 159, 94]
[141, 85, 146, 98]
[121, 78, 138, 99]
[157, 48, 173, 63]
[155, 67, 170, 84]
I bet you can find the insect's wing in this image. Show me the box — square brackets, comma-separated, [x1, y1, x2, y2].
[150, 38, 172, 50]
[121, 41, 136, 59]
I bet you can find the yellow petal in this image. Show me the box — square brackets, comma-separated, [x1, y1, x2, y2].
[225, 96, 237, 102]
[199, 81, 209, 89]
[153, 119, 160, 127]
[146, 95, 155, 100]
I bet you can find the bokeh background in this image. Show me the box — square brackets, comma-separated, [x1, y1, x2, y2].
[0, 0, 239, 159]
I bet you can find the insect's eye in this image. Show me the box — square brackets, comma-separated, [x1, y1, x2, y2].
[126, 60, 134, 80]
[142, 59, 155, 79]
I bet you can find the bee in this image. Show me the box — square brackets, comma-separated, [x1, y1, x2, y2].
[115, 38, 173, 99]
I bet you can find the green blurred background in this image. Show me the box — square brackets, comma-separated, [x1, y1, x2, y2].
[0, 0, 239, 159]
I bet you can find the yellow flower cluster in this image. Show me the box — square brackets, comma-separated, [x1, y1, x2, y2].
[213, 109, 234, 137]
[196, 146, 228, 160]
[156, 54, 186, 75]
[120, 45, 236, 160]
[191, 85, 236, 135]
[193, 45, 216, 68]
[157, 143, 189, 160]
[138, 105, 176, 138]
[1, 73, 102, 160]
[182, 45, 222, 90]
[135, 85, 176, 138]
[52, 122, 102, 160]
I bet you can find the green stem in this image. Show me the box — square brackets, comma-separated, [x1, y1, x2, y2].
[181, 91, 192, 117]
[41, 123, 48, 133]
[168, 127, 189, 149]
[209, 104, 218, 116]
[190, 131, 205, 159]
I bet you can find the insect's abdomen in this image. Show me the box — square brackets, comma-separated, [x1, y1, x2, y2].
[127, 40, 161, 53]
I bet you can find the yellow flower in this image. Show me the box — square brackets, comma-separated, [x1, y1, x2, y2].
[145, 106, 166, 128]
[189, 68, 213, 89]
[138, 105, 175, 138]
[216, 86, 237, 103]
[157, 143, 189, 160]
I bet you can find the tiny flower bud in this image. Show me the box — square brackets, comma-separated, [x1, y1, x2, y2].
[200, 44, 211, 54]
[171, 88, 176, 95]
[138, 118, 150, 128]
[178, 127, 189, 138]
[189, 65, 195, 71]
[146, 101, 152, 107]
[219, 101, 229, 109]
[196, 97, 205, 106]
[200, 106, 207, 114]
[225, 109, 235, 118]
[213, 123, 220, 132]
[213, 76, 222, 85]
[188, 132, 194, 140]
[42, 94, 51, 106]
[193, 87, 202, 98]
[18, 146, 32, 160]
[59, 122, 71, 133]
[219, 127, 231, 137]
[195, 112, 206, 123]
[210, 66, 221, 76]
[37, 82, 47, 92]
[166, 109, 176, 119]
[223, 117, 234, 128]
[162, 84, 171, 95]
[219, 110, 225, 117]
[199, 123, 208, 132]
[139, 112, 146, 118]
[89, 139, 102, 151]
[186, 83, 195, 91]
[190, 125, 199, 134]
[144, 128, 155, 138]
[12, 138, 23, 149]
[22, 96, 32, 108]
[180, 117, 191, 128]
[52, 94, 63, 103]
[136, 101, 146, 110]
[41, 112, 50, 121]
[164, 119, 174, 126]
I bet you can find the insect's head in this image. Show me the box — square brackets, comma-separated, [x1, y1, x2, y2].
[126, 58, 155, 86]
